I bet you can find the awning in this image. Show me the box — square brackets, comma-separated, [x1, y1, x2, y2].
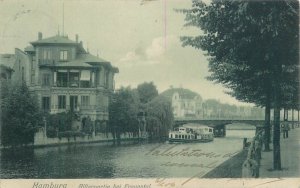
[70, 69, 79, 73]
[57, 70, 67, 72]
[80, 70, 90, 81]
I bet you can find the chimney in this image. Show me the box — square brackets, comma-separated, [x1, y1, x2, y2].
[38, 32, 42, 40]
[76, 34, 79, 43]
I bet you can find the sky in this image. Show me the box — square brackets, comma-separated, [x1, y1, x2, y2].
[0, 0, 252, 106]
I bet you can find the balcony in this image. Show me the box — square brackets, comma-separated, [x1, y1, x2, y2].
[56, 81, 91, 88]
[56, 71, 94, 88]
[39, 59, 55, 66]
[50, 105, 108, 113]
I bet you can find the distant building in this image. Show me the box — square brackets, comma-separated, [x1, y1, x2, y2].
[2, 32, 118, 131]
[161, 88, 203, 118]
[0, 54, 15, 81]
[161, 88, 264, 120]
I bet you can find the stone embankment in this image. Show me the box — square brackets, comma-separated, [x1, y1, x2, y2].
[34, 130, 141, 147]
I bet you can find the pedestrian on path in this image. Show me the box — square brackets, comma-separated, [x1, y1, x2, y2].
[281, 119, 290, 139]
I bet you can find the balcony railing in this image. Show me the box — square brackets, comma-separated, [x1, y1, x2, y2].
[39, 59, 55, 66]
[50, 105, 108, 113]
[56, 81, 92, 88]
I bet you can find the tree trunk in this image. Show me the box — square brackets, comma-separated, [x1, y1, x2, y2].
[292, 109, 294, 129]
[264, 101, 271, 151]
[273, 84, 281, 170]
[297, 109, 300, 127]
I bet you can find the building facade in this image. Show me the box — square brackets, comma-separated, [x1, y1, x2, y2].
[161, 88, 203, 118]
[0, 54, 15, 81]
[5, 32, 118, 131]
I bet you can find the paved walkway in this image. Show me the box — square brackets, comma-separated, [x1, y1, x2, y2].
[260, 126, 300, 178]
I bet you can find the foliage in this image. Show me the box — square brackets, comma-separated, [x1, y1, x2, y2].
[58, 131, 85, 139]
[1, 82, 42, 146]
[109, 84, 174, 140]
[203, 99, 263, 119]
[180, 0, 299, 170]
[44, 111, 75, 137]
[145, 95, 174, 139]
[181, 0, 298, 108]
[109, 87, 140, 134]
[137, 82, 159, 104]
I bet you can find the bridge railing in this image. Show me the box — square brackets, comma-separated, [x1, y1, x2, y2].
[242, 130, 263, 178]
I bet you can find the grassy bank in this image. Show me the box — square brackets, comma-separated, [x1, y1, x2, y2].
[203, 149, 248, 178]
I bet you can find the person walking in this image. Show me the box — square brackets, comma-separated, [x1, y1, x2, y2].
[282, 119, 290, 139]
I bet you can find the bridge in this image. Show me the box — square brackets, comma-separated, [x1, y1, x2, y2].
[174, 118, 299, 137]
[174, 118, 299, 128]
[174, 118, 266, 128]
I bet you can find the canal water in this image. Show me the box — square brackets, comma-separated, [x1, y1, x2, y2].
[0, 129, 255, 179]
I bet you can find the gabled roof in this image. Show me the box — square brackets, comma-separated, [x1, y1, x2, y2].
[77, 53, 119, 73]
[78, 53, 109, 64]
[31, 35, 77, 45]
[160, 88, 202, 100]
[40, 53, 118, 72]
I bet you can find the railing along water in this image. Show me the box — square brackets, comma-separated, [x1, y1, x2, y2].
[242, 130, 263, 178]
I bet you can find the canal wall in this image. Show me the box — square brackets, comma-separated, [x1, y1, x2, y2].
[34, 130, 139, 147]
[241, 130, 263, 178]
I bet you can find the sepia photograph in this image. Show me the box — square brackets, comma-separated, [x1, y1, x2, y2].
[0, 0, 299, 187]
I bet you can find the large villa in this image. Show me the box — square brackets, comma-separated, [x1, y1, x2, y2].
[0, 32, 118, 132]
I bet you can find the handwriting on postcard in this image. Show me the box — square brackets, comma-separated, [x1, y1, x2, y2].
[146, 144, 239, 158]
[146, 144, 240, 186]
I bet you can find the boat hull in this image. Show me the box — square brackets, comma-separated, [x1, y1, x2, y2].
[168, 138, 213, 143]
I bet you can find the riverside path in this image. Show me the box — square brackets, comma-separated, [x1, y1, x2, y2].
[259, 126, 300, 178]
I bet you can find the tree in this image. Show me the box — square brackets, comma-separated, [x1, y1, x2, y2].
[181, 0, 299, 170]
[146, 95, 174, 139]
[137, 82, 159, 104]
[45, 111, 74, 137]
[1, 82, 42, 146]
[109, 87, 140, 137]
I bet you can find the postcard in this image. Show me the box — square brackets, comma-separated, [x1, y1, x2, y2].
[0, 0, 299, 187]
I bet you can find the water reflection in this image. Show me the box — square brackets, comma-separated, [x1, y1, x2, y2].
[1, 130, 255, 179]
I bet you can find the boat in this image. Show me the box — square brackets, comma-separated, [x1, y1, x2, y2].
[168, 123, 214, 143]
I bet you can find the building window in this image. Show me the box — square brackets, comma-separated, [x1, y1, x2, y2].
[57, 72, 68, 87]
[104, 70, 109, 88]
[60, 50, 68, 61]
[81, 96, 90, 106]
[31, 60, 34, 70]
[80, 70, 91, 88]
[69, 72, 79, 87]
[43, 50, 51, 60]
[31, 73, 35, 84]
[42, 74, 50, 86]
[70, 96, 78, 112]
[42, 97, 50, 111]
[58, 95, 66, 109]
